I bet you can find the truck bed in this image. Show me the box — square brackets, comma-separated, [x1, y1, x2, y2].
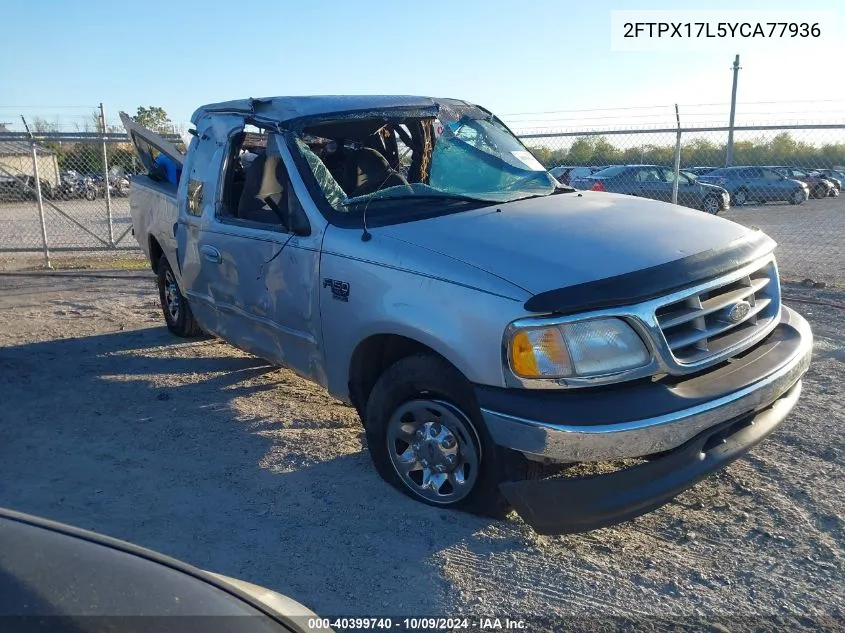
[129, 175, 179, 266]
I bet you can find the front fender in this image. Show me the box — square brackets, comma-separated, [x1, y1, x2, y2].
[318, 250, 528, 401]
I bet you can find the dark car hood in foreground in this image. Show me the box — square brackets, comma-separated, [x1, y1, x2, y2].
[0, 508, 318, 632]
[380, 191, 767, 305]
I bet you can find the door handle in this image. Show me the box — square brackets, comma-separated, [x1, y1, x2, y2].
[200, 245, 221, 264]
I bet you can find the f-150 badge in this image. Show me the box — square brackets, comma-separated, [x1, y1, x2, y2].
[323, 278, 350, 302]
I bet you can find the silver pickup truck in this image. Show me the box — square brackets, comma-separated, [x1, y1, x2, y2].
[121, 96, 812, 534]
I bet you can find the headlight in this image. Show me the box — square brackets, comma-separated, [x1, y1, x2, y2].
[508, 317, 650, 379]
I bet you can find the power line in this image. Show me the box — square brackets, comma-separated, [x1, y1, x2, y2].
[507, 110, 845, 126]
[503, 104, 674, 116]
[0, 105, 97, 109]
[503, 99, 845, 118]
[679, 99, 845, 108]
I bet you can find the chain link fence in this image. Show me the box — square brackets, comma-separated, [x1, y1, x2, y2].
[519, 123, 845, 287]
[1, 119, 843, 287]
[0, 129, 181, 268]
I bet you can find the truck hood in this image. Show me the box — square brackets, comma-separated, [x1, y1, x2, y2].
[378, 191, 770, 307]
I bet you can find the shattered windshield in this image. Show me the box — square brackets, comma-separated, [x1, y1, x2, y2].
[289, 103, 559, 215]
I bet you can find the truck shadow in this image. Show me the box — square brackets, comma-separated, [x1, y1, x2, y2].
[0, 327, 493, 617]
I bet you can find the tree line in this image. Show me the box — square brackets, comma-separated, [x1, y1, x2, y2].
[527, 133, 845, 169]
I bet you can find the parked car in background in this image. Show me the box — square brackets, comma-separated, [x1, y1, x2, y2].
[697, 166, 809, 206]
[570, 164, 730, 214]
[805, 168, 843, 193]
[768, 166, 837, 199]
[0, 174, 52, 201]
[686, 166, 719, 176]
[549, 165, 598, 185]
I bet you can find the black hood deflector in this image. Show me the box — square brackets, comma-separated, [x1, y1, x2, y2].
[524, 230, 776, 314]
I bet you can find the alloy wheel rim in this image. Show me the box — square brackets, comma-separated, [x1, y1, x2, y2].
[386, 399, 480, 504]
[164, 270, 180, 322]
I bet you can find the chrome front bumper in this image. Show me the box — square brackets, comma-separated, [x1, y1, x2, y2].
[479, 305, 812, 463]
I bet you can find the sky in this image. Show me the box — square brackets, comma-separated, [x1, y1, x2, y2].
[0, 0, 842, 133]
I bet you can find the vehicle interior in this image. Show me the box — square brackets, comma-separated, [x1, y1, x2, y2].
[293, 112, 557, 210]
[217, 117, 446, 226]
[296, 117, 436, 198]
[218, 130, 308, 234]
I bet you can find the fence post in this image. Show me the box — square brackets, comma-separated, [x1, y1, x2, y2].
[100, 102, 115, 247]
[30, 140, 52, 269]
[672, 104, 681, 205]
[725, 54, 741, 167]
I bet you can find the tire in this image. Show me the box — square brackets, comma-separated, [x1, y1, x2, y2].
[812, 186, 828, 199]
[789, 188, 806, 205]
[829, 187, 839, 198]
[157, 257, 202, 337]
[84, 187, 97, 201]
[701, 194, 721, 215]
[733, 188, 748, 206]
[364, 353, 531, 518]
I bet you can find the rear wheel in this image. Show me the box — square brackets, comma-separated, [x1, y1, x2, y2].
[157, 258, 201, 337]
[702, 194, 721, 215]
[364, 354, 531, 517]
[733, 188, 748, 206]
[789, 188, 806, 205]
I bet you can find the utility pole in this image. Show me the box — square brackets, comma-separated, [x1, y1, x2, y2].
[725, 54, 741, 167]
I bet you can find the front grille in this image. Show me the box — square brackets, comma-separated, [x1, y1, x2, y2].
[655, 259, 780, 364]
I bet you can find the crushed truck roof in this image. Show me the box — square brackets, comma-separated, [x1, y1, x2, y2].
[190, 95, 475, 125]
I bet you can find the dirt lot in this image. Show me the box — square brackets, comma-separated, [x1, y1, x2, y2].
[0, 271, 843, 631]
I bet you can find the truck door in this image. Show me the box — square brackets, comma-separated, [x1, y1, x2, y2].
[190, 131, 323, 381]
[174, 114, 245, 334]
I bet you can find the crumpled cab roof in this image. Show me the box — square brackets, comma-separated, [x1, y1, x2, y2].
[191, 95, 470, 126]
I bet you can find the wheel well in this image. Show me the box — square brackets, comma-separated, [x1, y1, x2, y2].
[348, 334, 451, 419]
[148, 236, 164, 273]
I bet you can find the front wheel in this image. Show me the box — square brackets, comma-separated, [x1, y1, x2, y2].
[701, 194, 721, 215]
[157, 258, 202, 337]
[84, 187, 97, 201]
[364, 354, 530, 517]
[789, 189, 806, 205]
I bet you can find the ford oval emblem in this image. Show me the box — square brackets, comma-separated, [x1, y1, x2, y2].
[727, 301, 751, 323]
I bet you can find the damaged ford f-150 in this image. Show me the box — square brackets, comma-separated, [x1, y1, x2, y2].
[120, 95, 812, 534]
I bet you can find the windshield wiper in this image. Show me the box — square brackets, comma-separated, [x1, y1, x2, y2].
[341, 193, 492, 206]
[505, 186, 575, 203]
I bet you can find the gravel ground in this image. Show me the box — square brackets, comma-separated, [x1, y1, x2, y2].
[0, 272, 843, 632]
